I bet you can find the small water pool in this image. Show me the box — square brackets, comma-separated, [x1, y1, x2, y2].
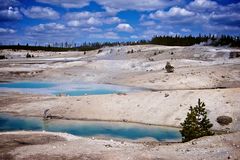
[0, 114, 181, 141]
[0, 81, 141, 96]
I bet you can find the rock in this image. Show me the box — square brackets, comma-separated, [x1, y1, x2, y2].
[192, 141, 197, 145]
[165, 62, 174, 73]
[148, 57, 154, 61]
[105, 144, 112, 148]
[216, 116, 233, 125]
[43, 109, 50, 120]
[229, 52, 240, 58]
[165, 93, 169, 97]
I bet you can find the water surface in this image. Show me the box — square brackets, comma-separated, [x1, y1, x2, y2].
[0, 81, 140, 96]
[0, 114, 181, 141]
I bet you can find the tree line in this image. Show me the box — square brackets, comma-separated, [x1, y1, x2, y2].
[150, 35, 240, 47]
[0, 40, 148, 52]
[0, 35, 239, 51]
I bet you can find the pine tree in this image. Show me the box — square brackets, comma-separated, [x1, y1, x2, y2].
[180, 99, 214, 142]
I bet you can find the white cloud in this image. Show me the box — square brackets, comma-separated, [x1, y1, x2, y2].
[204, 24, 240, 34]
[64, 11, 103, 20]
[188, 0, 218, 11]
[0, 6, 22, 21]
[209, 12, 240, 27]
[36, 0, 179, 12]
[82, 27, 102, 33]
[103, 31, 119, 39]
[67, 18, 102, 27]
[0, 27, 16, 34]
[36, 0, 90, 8]
[87, 17, 102, 25]
[168, 31, 180, 36]
[31, 23, 65, 32]
[130, 35, 139, 39]
[67, 20, 83, 27]
[65, 11, 122, 27]
[116, 23, 134, 32]
[150, 7, 194, 19]
[181, 28, 191, 32]
[0, 0, 20, 9]
[142, 30, 159, 38]
[96, 0, 180, 12]
[89, 31, 119, 39]
[104, 17, 121, 24]
[140, 21, 156, 26]
[21, 6, 60, 19]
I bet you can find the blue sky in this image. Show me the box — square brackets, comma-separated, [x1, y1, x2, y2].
[0, 0, 239, 45]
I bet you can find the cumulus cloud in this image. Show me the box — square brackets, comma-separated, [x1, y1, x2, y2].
[209, 12, 240, 26]
[140, 21, 156, 26]
[64, 11, 102, 20]
[21, 6, 60, 19]
[96, 0, 180, 13]
[188, 0, 218, 11]
[89, 31, 119, 39]
[67, 18, 102, 27]
[187, 0, 240, 33]
[31, 23, 65, 32]
[168, 31, 180, 36]
[204, 24, 240, 34]
[2, 0, 240, 44]
[0, 27, 16, 34]
[87, 17, 102, 25]
[150, 7, 194, 19]
[130, 35, 139, 39]
[67, 20, 83, 27]
[104, 17, 121, 24]
[82, 27, 102, 33]
[36, 0, 179, 12]
[148, 6, 197, 26]
[185, 0, 239, 28]
[116, 23, 134, 32]
[65, 11, 121, 27]
[181, 28, 191, 32]
[0, 6, 22, 21]
[142, 30, 160, 38]
[0, 0, 20, 9]
[36, 0, 90, 8]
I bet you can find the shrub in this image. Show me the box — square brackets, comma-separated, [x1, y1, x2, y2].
[0, 55, 7, 59]
[165, 62, 174, 73]
[26, 53, 30, 58]
[229, 52, 240, 59]
[216, 116, 232, 125]
[26, 53, 32, 58]
[97, 49, 102, 54]
[180, 99, 214, 142]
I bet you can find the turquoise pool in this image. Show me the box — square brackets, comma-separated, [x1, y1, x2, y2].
[0, 114, 181, 141]
[0, 81, 140, 96]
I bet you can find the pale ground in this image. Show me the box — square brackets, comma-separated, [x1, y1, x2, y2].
[0, 131, 239, 160]
[0, 45, 240, 159]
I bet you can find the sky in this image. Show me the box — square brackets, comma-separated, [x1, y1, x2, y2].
[0, 0, 239, 45]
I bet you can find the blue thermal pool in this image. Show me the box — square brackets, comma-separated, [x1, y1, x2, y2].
[0, 114, 181, 141]
[0, 81, 141, 96]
